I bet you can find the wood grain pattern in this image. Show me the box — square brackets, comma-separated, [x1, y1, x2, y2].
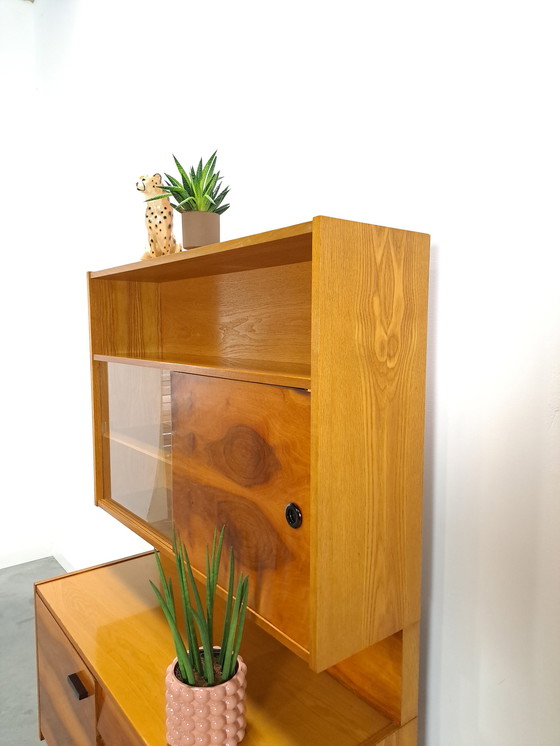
[310, 216, 430, 671]
[36, 553, 394, 746]
[172, 372, 311, 649]
[160, 261, 312, 369]
[35, 597, 96, 746]
[88, 276, 161, 358]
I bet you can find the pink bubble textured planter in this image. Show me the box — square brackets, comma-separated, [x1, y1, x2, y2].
[165, 656, 247, 746]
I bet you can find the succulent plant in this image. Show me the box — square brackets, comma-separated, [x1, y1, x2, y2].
[146, 151, 230, 214]
[151, 528, 248, 687]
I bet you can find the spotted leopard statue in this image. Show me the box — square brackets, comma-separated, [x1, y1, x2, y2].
[136, 173, 182, 259]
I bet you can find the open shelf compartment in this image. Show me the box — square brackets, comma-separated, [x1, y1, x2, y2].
[89, 222, 313, 389]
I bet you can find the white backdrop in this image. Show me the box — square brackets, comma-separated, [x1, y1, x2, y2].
[1, 1, 559, 744]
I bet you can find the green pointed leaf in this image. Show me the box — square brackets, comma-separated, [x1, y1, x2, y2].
[195, 157, 203, 183]
[144, 194, 171, 203]
[172, 155, 192, 191]
[230, 576, 249, 667]
[164, 173, 182, 188]
[200, 151, 217, 186]
[150, 580, 194, 684]
[219, 547, 235, 667]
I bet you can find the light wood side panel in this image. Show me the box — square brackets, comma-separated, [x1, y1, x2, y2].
[310, 217, 430, 670]
[160, 261, 312, 368]
[88, 276, 161, 357]
[172, 373, 311, 649]
[35, 597, 96, 746]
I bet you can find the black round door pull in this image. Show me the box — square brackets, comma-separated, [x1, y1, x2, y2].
[285, 503, 303, 529]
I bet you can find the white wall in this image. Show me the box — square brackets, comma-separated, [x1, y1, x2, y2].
[1, 1, 558, 744]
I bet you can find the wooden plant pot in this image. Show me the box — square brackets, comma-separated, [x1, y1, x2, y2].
[181, 211, 220, 249]
[165, 656, 247, 746]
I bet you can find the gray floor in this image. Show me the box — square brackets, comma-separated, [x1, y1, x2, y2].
[0, 557, 65, 746]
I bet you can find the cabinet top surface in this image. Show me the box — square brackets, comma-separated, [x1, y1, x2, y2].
[88, 216, 429, 282]
[89, 219, 313, 282]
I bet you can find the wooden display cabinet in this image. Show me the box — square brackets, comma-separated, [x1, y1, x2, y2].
[36, 216, 430, 745]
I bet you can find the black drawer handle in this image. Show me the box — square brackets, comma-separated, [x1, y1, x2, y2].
[67, 672, 90, 700]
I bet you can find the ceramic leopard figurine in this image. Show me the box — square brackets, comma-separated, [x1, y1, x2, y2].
[136, 174, 182, 259]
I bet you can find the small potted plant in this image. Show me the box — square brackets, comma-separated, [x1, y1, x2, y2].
[151, 528, 249, 746]
[147, 151, 230, 249]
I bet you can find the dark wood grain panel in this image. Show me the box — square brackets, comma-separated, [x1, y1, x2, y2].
[171, 372, 311, 649]
[36, 597, 96, 746]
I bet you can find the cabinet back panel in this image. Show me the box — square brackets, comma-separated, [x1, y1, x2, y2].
[160, 262, 311, 367]
[171, 372, 311, 650]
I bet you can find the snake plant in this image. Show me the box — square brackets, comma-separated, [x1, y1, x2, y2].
[151, 528, 249, 686]
[146, 151, 230, 213]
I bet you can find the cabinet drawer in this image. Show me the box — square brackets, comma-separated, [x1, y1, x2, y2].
[172, 372, 311, 649]
[36, 597, 96, 746]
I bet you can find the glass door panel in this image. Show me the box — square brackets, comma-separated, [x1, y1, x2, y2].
[103, 362, 172, 538]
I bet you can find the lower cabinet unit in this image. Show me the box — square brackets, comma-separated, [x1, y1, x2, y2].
[35, 553, 418, 746]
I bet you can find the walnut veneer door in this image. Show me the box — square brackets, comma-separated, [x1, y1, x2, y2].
[172, 373, 310, 650]
[36, 598, 96, 746]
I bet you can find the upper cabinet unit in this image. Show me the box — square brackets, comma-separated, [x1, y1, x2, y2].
[88, 216, 430, 674]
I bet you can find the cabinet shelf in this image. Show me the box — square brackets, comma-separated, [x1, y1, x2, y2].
[102, 427, 171, 463]
[94, 354, 311, 389]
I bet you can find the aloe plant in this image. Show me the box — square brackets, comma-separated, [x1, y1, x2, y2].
[146, 152, 230, 214]
[150, 528, 249, 687]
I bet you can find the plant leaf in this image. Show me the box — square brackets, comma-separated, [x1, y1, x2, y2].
[219, 546, 235, 668]
[173, 533, 200, 674]
[150, 579, 194, 685]
[221, 573, 248, 681]
[144, 194, 171, 203]
[230, 575, 249, 669]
